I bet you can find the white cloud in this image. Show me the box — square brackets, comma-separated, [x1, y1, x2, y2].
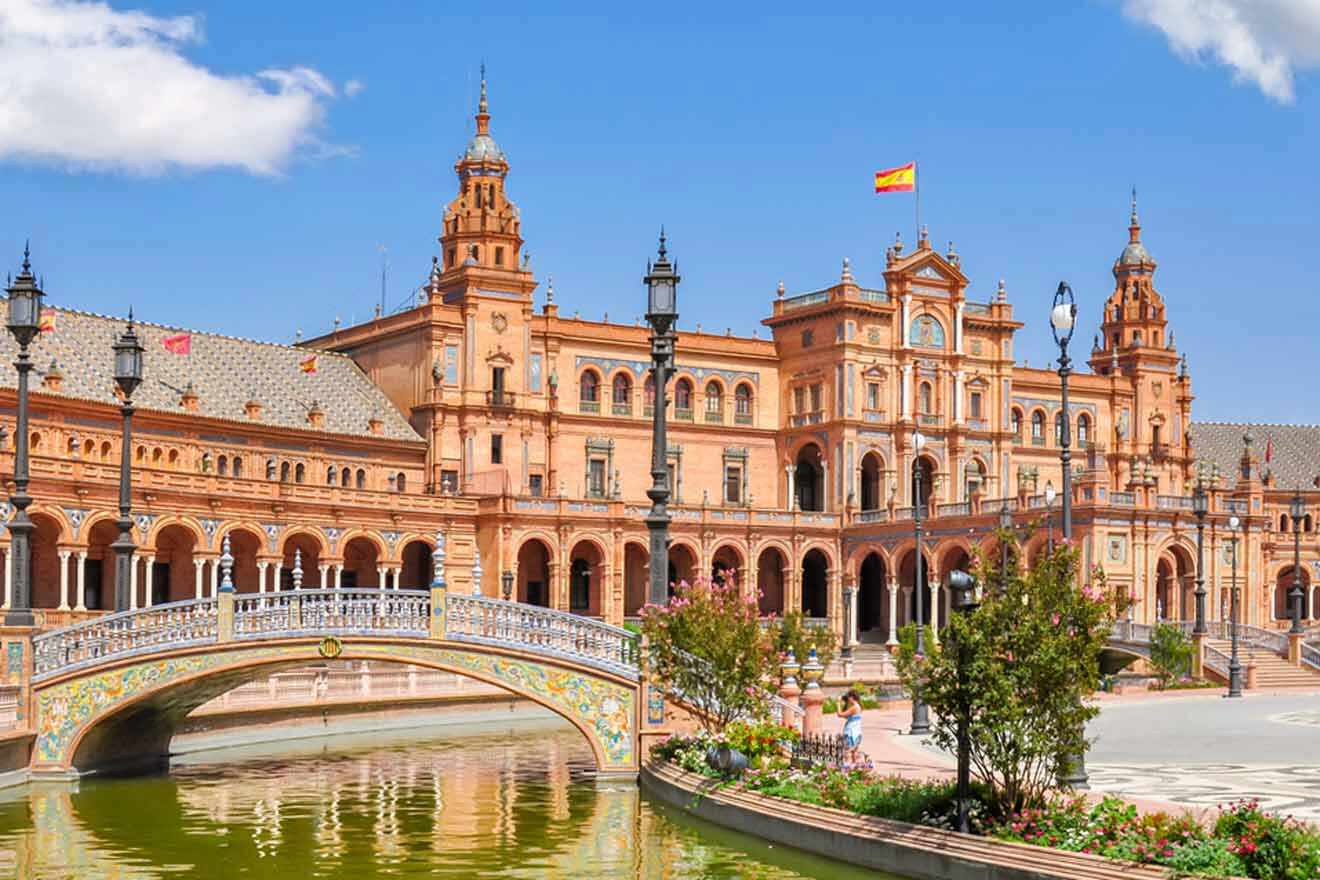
[344, 79, 365, 98]
[1122, 0, 1320, 103]
[0, 0, 348, 175]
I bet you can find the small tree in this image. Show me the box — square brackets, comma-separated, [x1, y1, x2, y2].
[1149, 622, 1193, 688]
[897, 541, 1117, 814]
[641, 577, 775, 732]
[769, 609, 838, 671]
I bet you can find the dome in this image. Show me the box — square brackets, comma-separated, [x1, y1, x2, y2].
[463, 133, 505, 163]
[1118, 241, 1151, 265]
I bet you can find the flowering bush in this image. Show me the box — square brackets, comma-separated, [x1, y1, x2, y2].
[1214, 799, 1320, 880]
[723, 719, 799, 765]
[641, 577, 776, 732]
[768, 610, 838, 671]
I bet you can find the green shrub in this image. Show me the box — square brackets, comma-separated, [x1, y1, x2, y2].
[769, 610, 838, 670]
[1149, 622, 1194, 687]
[1165, 838, 1248, 878]
[723, 719, 798, 764]
[1214, 799, 1320, 880]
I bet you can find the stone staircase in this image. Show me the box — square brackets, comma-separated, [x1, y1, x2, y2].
[1204, 638, 1320, 688]
[826, 642, 896, 684]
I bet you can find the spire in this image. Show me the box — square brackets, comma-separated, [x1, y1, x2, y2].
[475, 63, 491, 136]
[1128, 186, 1141, 244]
[21, 240, 30, 274]
[657, 226, 667, 260]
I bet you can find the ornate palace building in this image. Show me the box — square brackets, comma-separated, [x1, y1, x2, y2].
[3, 78, 1318, 650]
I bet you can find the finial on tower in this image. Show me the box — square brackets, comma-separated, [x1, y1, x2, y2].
[841, 256, 853, 283]
[776, 280, 785, 299]
[546, 275, 554, 304]
[21, 240, 30, 273]
[657, 226, 667, 259]
[479, 62, 488, 114]
[996, 278, 1007, 303]
[1130, 186, 1138, 225]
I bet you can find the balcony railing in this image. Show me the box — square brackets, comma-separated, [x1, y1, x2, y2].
[486, 390, 516, 408]
[1157, 494, 1194, 511]
[705, 410, 724, 424]
[782, 290, 830, 311]
[734, 412, 753, 425]
[1111, 491, 1136, 505]
[918, 413, 944, 427]
[612, 402, 632, 416]
[1031, 435, 1046, 447]
[856, 509, 889, 524]
[674, 407, 693, 422]
[1224, 498, 1248, 514]
[579, 399, 600, 414]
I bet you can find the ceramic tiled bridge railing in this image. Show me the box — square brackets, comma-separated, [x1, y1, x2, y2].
[30, 590, 642, 683]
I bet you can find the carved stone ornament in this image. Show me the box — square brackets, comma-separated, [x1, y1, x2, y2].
[491, 312, 508, 334]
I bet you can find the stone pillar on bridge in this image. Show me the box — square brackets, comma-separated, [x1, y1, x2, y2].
[209, 558, 219, 597]
[57, 550, 71, 610]
[319, 564, 329, 590]
[144, 556, 156, 607]
[429, 531, 447, 639]
[75, 551, 87, 611]
[333, 564, 343, 588]
[886, 576, 899, 647]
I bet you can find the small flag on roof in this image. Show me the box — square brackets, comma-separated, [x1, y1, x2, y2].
[299, 354, 319, 374]
[38, 308, 55, 334]
[874, 162, 916, 193]
[162, 333, 191, 355]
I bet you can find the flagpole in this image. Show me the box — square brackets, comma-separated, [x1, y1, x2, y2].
[915, 160, 921, 244]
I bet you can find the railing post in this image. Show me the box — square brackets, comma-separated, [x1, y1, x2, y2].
[429, 531, 447, 640]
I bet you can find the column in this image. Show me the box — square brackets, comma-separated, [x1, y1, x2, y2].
[194, 558, 205, 600]
[391, 567, 401, 590]
[1, 549, 8, 608]
[886, 577, 899, 645]
[75, 551, 87, 611]
[58, 550, 71, 610]
[927, 569, 940, 646]
[901, 364, 913, 419]
[144, 556, 156, 607]
[954, 300, 965, 353]
[334, 564, 343, 588]
[786, 465, 795, 510]
[377, 565, 386, 589]
[820, 460, 829, 512]
[258, 561, 269, 595]
[210, 559, 220, 597]
[319, 564, 329, 590]
[953, 371, 964, 425]
[900, 294, 911, 349]
[130, 558, 139, 610]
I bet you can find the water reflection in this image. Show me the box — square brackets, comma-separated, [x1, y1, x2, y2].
[0, 716, 891, 879]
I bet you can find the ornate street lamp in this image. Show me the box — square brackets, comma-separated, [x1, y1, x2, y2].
[644, 230, 679, 606]
[4, 243, 44, 626]
[1043, 480, 1058, 553]
[998, 501, 1014, 592]
[948, 569, 979, 834]
[111, 312, 143, 611]
[501, 569, 514, 601]
[1189, 462, 1215, 634]
[1290, 490, 1306, 634]
[1050, 282, 1077, 541]
[1227, 514, 1243, 697]
[910, 430, 931, 736]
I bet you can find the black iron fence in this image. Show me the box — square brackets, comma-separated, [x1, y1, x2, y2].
[790, 732, 849, 768]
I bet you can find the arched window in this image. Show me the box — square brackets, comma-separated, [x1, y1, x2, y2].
[1077, 414, 1091, 446]
[675, 379, 693, 414]
[1306, 515, 1314, 533]
[136, 445, 146, 463]
[151, 447, 163, 463]
[644, 374, 656, 410]
[396, 472, 406, 492]
[705, 381, 723, 417]
[1011, 408, 1024, 439]
[735, 383, 753, 422]
[266, 458, 277, 480]
[218, 455, 229, 477]
[356, 469, 366, 490]
[280, 461, 291, 482]
[1031, 411, 1045, 443]
[232, 456, 243, 478]
[30, 432, 42, 452]
[100, 441, 112, 461]
[167, 449, 179, 466]
[200, 451, 210, 472]
[342, 467, 351, 487]
[918, 382, 933, 414]
[579, 371, 600, 403]
[327, 466, 337, 486]
[1054, 413, 1065, 445]
[294, 463, 306, 483]
[1281, 514, 1290, 533]
[965, 458, 987, 501]
[612, 373, 631, 407]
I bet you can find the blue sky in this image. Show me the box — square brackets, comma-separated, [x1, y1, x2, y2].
[1, 1, 1317, 423]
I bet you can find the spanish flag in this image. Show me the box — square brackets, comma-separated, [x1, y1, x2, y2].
[38, 308, 56, 334]
[874, 162, 916, 193]
[162, 333, 191, 355]
[299, 354, 319, 374]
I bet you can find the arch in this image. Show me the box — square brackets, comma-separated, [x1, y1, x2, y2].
[279, 531, 324, 589]
[918, 381, 933, 414]
[29, 511, 64, 609]
[217, 454, 229, 477]
[342, 535, 382, 588]
[44, 644, 636, 776]
[703, 379, 724, 418]
[579, 368, 601, 405]
[734, 382, 754, 421]
[1030, 409, 1046, 444]
[1010, 407, 1024, 440]
[167, 448, 180, 467]
[294, 462, 306, 483]
[800, 548, 829, 619]
[643, 373, 657, 411]
[279, 461, 291, 482]
[341, 466, 351, 487]
[912, 454, 936, 510]
[858, 552, 888, 642]
[667, 541, 698, 590]
[794, 443, 825, 512]
[623, 541, 649, 617]
[1076, 412, 1092, 447]
[963, 457, 987, 501]
[610, 371, 632, 408]
[1154, 556, 1175, 621]
[149, 523, 199, 604]
[755, 545, 787, 616]
[897, 547, 933, 628]
[81, 518, 120, 610]
[355, 468, 366, 490]
[144, 515, 206, 550]
[710, 543, 744, 589]
[568, 539, 605, 616]
[325, 465, 337, 485]
[1054, 412, 1065, 446]
[938, 544, 974, 626]
[100, 440, 112, 462]
[859, 450, 885, 512]
[1153, 540, 1196, 621]
[1275, 565, 1311, 621]
[516, 537, 553, 607]
[399, 538, 434, 588]
[673, 377, 694, 414]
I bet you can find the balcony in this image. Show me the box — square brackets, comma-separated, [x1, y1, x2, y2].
[1031, 435, 1046, 447]
[486, 390, 516, 408]
[675, 407, 694, 422]
[612, 402, 632, 417]
[734, 412, 753, 425]
[704, 410, 724, 424]
[579, 400, 600, 414]
[918, 413, 944, 427]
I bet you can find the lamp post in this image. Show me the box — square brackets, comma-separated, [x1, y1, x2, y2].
[948, 569, 979, 834]
[910, 430, 931, 736]
[644, 231, 679, 607]
[1050, 282, 1077, 541]
[1227, 515, 1243, 697]
[998, 501, 1013, 592]
[3, 244, 44, 626]
[1190, 463, 1213, 635]
[502, 569, 514, 601]
[1043, 480, 1057, 553]
[111, 312, 144, 611]
[1290, 490, 1305, 634]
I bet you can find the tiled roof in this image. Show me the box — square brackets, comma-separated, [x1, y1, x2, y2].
[1192, 422, 1320, 490]
[0, 304, 420, 442]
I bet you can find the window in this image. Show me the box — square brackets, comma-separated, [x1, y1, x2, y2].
[970, 391, 982, 420]
[725, 466, 742, 504]
[294, 463, 306, 483]
[327, 466, 337, 485]
[866, 382, 880, 411]
[495, 246, 504, 266]
[735, 384, 752, 423]
[1031, 411, 1045, 443]
[447, 248, 456, 268]
[1151, 423, 1162, 449]
[491, 434, 503, 465]
[529, 474, 544, 497]
[491, 366, 506, 399]
[1077, 414, 1091, 446]
[1011, 409, 1023, 439]
[794, 387, 806, 414]
[232, 456, 243, 478]
[644, 374, 656, 412]
[809, 384, 822, 412]
[588, 459, 606, 497]
[801, 329, 814, 348]
[675, 379, 693, 415]
[705, 381, 723, 420]
[441, 469, 458, 493]
[579, 371, 600, 412]
[341, 466, 351, 487]
[612, 374, 632, 413]
[530, 353, 543, 391]
[919, 382, 933, 414]
[444, 345, 459, 384]
[218, 455, 229, 477]
[570, 559, 590, 612]
[396, 472, 406, 492]
[356, 469, 366, 490]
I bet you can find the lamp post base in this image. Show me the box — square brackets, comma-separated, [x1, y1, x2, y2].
[909, 699, 930, 736]
[1059, 751, 1089, 789]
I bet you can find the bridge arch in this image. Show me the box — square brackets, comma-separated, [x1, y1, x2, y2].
[34, 638, 637, 777]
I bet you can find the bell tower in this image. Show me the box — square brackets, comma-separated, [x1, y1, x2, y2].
[437, 67, 528, 285]
[1089, 191, 1173, 376]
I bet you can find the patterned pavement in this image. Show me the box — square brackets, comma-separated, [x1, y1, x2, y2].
[1086, 762, 1320, 820]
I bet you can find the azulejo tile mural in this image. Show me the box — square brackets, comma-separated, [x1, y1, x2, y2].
[34, 640, 636, 771]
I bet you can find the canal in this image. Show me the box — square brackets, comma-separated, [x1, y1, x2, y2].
[0, 714, 899, 878]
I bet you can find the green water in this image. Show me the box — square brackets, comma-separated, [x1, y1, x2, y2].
[0, 718, 899, 878]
